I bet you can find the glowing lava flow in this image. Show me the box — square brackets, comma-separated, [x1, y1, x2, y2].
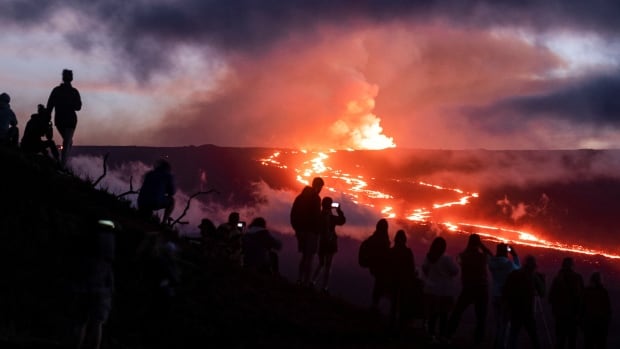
[259, 149, 620, 260]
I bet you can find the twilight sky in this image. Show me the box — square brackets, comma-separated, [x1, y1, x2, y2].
[2, 0, 620, 150]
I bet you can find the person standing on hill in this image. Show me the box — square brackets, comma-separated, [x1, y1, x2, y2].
[422, 236, 459, 343]
[47, 69, 81, 166]
[216, 212, 244, 266]
[362, 218, 391, 310]
[242, 217, 282, 274]
[549, 257, 584, 349]
[138, 159, 176, 224]
[290, 177, 324, 286]
[68, 215, 117, 349]
[0, 92, 18, 147]
[488, 243, 520, 348]
[581, 271, 611, 349]
[504, 255, 545, 349]
[311, 197, 346, 293]
[446, 233, 493, 345]
[388, 229, 418, 332]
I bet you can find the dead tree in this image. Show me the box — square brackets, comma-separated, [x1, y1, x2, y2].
[170, 189, 218, 228]
[117, 176, 139, 199]
[92, 153, 110, 187]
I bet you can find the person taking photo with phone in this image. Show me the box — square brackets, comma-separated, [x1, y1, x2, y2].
[216, 212, 244, 266]
[311, 196, 345, 293]
[489, 243, 520, 348]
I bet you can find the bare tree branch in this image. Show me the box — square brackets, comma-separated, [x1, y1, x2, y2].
[170, 189, 218, 228]
[92, 153, 110, 187]
[117, 175, 140, 199]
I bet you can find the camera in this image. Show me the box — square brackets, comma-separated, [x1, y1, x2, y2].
[237, 221, 246, 229]
[331, 202, 340, 208]
[507, 246, 512, 252]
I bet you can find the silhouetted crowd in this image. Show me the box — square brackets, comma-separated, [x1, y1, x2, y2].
[359, 222, 612, 348]
[68, 170, 618, 349]
[1, 69, 81, 167]
[286, 177, 613, 348]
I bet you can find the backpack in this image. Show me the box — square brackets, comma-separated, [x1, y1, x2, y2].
[358, 237, 373, 268]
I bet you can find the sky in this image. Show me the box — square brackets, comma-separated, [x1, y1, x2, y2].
[2, 0, 620, 150]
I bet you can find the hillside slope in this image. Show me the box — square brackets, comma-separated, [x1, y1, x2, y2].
[0, 148, 431, 349]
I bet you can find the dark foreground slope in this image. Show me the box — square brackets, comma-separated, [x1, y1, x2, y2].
[0, 147, 430, 349]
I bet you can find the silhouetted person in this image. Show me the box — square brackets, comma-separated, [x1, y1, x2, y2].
[0, 92, 18, 147]
[21, 104, 60, 161]
[504, 255, 545, 349]
[581, 272, 611, 349]
[311, 197, 346, 292]
[139, 228, 180, 349]
[446, 233, 493, 345]
[198, 218, 217, 241]
[388, 229, 417, 332]
[364, 218, 391, 310]
[290, 177, 323, 286]
[138, 159, 176, 224]
[68, 217, 117, 349]
[422, 236, 459, 342]
[47, 69, 81, 165]
[216, 212, 244, 265]
[198, 218, 217, 258]
[242, 217, 282, 274]
[549, 257, 584, 349]
[488, 243, 520, 349]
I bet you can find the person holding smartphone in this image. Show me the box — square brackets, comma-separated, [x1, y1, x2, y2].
[311, 197, 345, 293]
[215, 212, 244, 266]
[488, 243, 520, 348]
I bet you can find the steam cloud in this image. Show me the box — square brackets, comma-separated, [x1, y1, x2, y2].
[69, 155, 382, 238]
[3, 1, 620, 149]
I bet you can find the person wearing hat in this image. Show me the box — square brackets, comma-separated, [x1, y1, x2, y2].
[47, 69, 82, 165]
[0, 92, 18, 147]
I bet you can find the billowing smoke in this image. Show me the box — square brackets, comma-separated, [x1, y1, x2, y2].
[69, 155, 382, 238]
[496, 193, 550, 222]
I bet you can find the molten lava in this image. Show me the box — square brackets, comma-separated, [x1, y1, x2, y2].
[260, 150, 620, 260]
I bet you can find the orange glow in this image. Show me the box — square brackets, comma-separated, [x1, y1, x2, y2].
[263, 149, 620, 260]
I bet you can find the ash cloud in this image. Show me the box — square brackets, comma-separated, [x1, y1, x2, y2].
[4, 1, 620, 149]
[468, 74, 620, 132]
[3, 1, 620, 80]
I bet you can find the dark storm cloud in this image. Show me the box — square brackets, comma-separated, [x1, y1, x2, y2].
[3, 0, 620, 79]
[468, 74, 620, 132]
